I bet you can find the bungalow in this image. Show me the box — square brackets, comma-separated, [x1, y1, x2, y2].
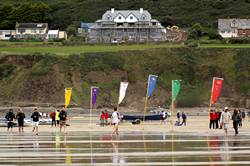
[218, 19, 250, 38]
[15, 23, 48, 40]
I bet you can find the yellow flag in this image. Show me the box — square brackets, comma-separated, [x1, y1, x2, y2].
[65, 88, 72, 108]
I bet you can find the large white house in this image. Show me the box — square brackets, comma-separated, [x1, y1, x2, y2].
[87, 8, 166, 43]
[218, 19, 250, 38]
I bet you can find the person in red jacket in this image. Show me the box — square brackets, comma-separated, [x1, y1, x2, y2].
[100, 111, 105, 127]
[209, 109, 216, 129]
[104, 110, 109, 125]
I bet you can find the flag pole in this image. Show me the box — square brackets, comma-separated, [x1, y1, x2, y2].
[89, 87, 93, 127]
[171, 80, 174, 131]
[171, 80, 175, 165]
[143, 76, 150, 126]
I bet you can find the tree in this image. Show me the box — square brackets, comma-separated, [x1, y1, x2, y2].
[188, 23, 203, 40]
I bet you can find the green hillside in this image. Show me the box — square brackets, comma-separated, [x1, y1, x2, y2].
[0, 0, 250, 30]
[0, 47, 249, 109]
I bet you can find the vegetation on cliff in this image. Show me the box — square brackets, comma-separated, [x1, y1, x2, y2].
[0, 47, 249, 109]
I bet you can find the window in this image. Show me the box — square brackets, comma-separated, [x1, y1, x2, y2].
[130, 16, 133, 20]
[118, 16, 122, 20]
[117, 23, 124, 26]
[152, 22, 156, 26]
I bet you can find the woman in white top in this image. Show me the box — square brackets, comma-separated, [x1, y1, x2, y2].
[220, 107, 231, 135]
[111, 107, 120, 135]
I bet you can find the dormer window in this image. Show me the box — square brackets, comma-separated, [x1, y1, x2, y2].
[130, 16, 133, 20]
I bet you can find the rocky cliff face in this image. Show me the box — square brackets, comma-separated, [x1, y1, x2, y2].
[0, 47, 249, 109]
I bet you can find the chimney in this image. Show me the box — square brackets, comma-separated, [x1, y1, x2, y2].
[140, 8, 143, 13]
[111, 8, 115, 13]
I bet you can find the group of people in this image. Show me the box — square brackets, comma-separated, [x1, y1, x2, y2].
[49, 109, 68, 133]
[99, 108, 121, 136]
[176, 111, 187, 126]
[213, 107, 245, 136]
[5, 107, 68, 135]
[99, 110, 110, 126]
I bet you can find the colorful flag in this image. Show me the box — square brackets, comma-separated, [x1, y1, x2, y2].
[65, 88, 72, 108]
[91, 86, 98, 107]
[172, 80, 181, 101]
[147, 75, 158, 97]
[118, 82, 129, 105]
[210, 77, 223, 106]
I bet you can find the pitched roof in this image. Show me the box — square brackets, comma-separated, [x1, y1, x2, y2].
[218, 19, 250, 31]
[102, 9, 152, 22]
[16, 23, 48, 29]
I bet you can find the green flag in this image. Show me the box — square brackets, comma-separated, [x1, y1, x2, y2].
[172, 80, 181, 101]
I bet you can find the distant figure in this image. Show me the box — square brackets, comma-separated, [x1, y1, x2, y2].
[177, 111, 181, 125]
[100, 111, 105, 127]
[31, 108, 41, 136]
[232, 109, 241, 136]
[59, 108, 67, 133]
[161, 111, 167, 124]
[238, 110, 242, 128]
[220, 107, 231, 135]
[16, 108, 26, 133]
[55, 110, 60, 126]
[209, 109, 216, 129]
[5, 109, 15, 133]
[104, 110, 109, 125]
[218, 110, 223, 129]
[49, 110, 56, 127]
[215, 109, 219, 129]
[180, 112, 187, 126]
[111, 107, 120, 136]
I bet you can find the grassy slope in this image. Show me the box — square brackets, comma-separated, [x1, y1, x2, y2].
[0, 42, 250, 55]
[0, 47, 249, 108]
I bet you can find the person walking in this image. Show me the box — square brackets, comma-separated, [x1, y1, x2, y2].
[59, 108, 67, 133]
[220, 107, 231, 135]
[111, 107, 120, 136]
[16, 108, 25, 133]
[31, 108, 41, 136]
[180, 112, 187, 126]
[55, 110, 60, 126]
[209, 109, 215, 129]
[232, 109, 241, 136]
[49, 110, 56, 127]
[177, 111, 181, 126]
[161, 111, 167, 124]
[215, 109, 219, 129]
[238, 110, 242, 128]
[5, 109, 15, 133]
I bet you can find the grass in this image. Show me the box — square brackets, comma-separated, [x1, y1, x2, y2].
[0, 43, 183, 55]
[200, 44, 250, 48]
[0, 41, 250, 55]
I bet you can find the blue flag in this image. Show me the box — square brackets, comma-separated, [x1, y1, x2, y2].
[147, 75, 158, 97]
[91, 87, 98, 107]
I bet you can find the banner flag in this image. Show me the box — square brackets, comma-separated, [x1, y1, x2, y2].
[172, 80, 182, 102]
[147, 75, 158, 98]
[65, 88, 72, 108]
[91, 86, 98, 107]
[210, 77, 223, 106]
[118, 82, 129, 105]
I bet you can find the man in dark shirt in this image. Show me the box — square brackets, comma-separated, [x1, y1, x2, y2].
[59, 108, 67, 133]
[16, 108, 26, 133]
[5, 109, 15, 132]
[31, 108, 41, 136]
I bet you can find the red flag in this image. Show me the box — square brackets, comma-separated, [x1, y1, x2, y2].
[210, 77, 223, 106]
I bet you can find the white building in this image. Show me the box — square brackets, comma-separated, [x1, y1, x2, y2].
[87, 8, 166, 43]
[0, 30, 15, 40]
[218, 19, 250, 38]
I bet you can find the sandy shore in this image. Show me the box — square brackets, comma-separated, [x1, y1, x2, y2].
[0, 116, 249, 136]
